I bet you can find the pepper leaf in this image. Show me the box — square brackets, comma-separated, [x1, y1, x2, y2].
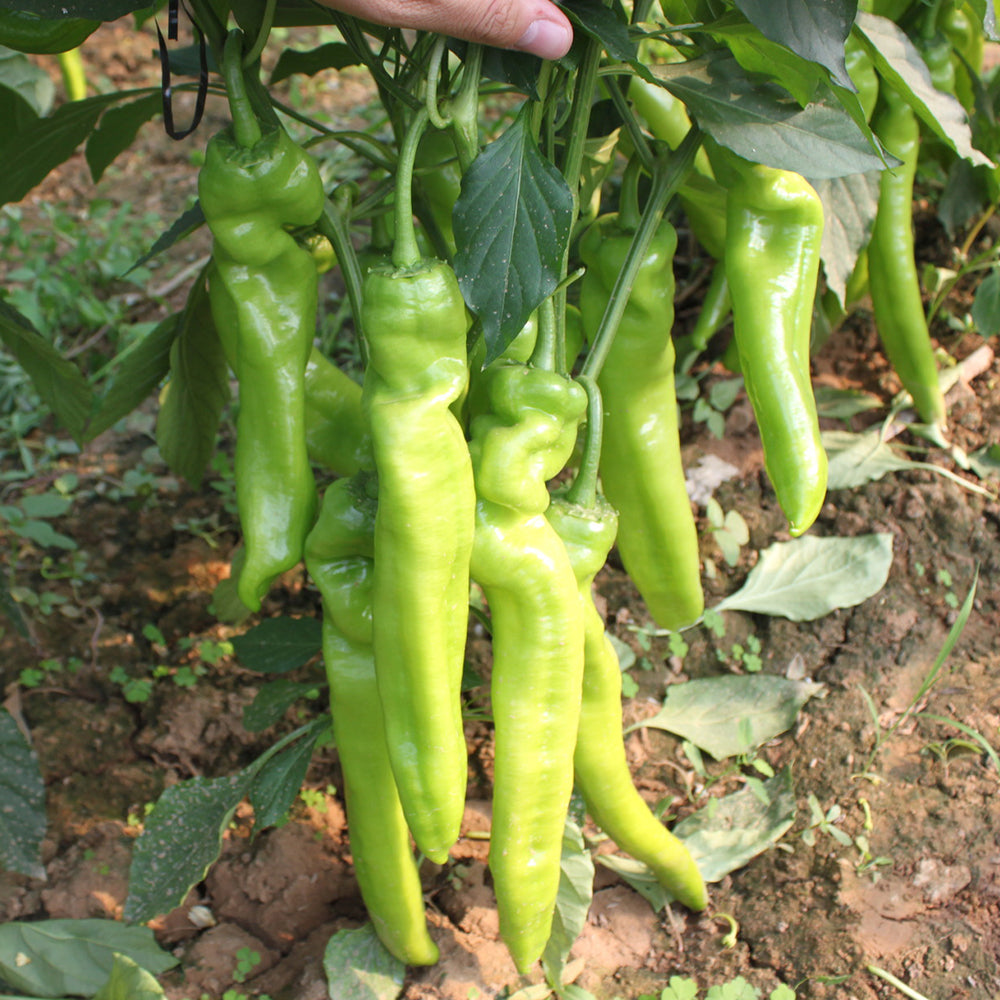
[231, 615, 323, 675]
[813, 170, 880, 306]
[541, 817, 594, 990]
[0, 0, 149, 17]
[855, 13, 992, 167]
[453, 105, 574, 362]
[653, 52, 887, 178]
[323, 924, 405, 1000]
[0, 708, 46, 880]
[731, 0, 857, 91]
[92, 953, 168, 1000]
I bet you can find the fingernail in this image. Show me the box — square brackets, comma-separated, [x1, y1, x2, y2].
[515, 18, 572, 60]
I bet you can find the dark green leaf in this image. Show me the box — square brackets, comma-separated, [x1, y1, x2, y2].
[124, 772, 254, 923]
[232, 616, 323, 674]
[453, 107, 574, 361]
[855, 13, 991, 167]
[85, 312, 181, 441]
[0, 0, 151, 19]
[14, 518, 77, 549]
[972, 267, 1000, 337]
[655, 52, 886, 177]
[0, 708, 46, 879]
[323, 924, 405, 1000]
[722, 29, 827, 107]
[939, 160, 994, 238]
[478, 47, 540, 98]
[0, 47, 53, 117]
[0, 90, 138, 207]
[155, 281, 229, 486]
[0, 920, 176, 998]
[19, 493, 71, 518]
[814, 170, 880, 305]
[564, 0, 635, 63]
[732, 0, 857, 90]
[125, 202, 205, 276]
[249, 721, 326, 829]
[85, 93, 162, 183]
[0, 578, 30, 638]
[0, 300, 93, 443]
[270, 42, 359, 85]
[244, 678, 324, 732]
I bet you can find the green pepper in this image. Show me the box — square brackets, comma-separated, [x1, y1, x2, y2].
[304, 478, 439, 966]
[303, 348, 372, 477]
[943, 4, 983, 110]
[579, 214, 704, 631]
[199, 32, 324, 610]
[543, 384, 707, 912]
[414, 127, 462, 257]
[725, 162, 828, 536]
[468, 360, 588, 973]
[845, 32, 879, 123]
[674, 261, 731, 373]
[0, 9, 98, 53]
[361, 112, 475, 865]
[868, 83, 947, 430]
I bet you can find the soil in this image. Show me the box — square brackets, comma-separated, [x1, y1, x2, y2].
[2, 17, 1000, 1000]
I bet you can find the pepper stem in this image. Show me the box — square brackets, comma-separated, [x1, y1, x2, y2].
[580, 126, 702, 382]
[449, 44, 483, 172]
[619, 157, 642, 232]
[223, 30, 261, 149]
[564, 375, 604, 509]
[393, 107, 430, 269]
[530, 296, 558, 372]
[242, 0, 277, 67]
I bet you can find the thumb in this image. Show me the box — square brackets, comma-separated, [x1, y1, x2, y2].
[312, 0, 574, 61]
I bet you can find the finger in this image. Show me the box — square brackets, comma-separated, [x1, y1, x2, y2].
[314, 0, 573, 60]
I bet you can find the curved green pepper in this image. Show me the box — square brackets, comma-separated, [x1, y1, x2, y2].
[468, 362, 588, 973]
[304, 478, 439, 966]
[303, 349, 372, 477]
[199, 44, 325, 610]
[868, 83, 947, 429]
[725, 162, 828, 536]
[579, 214, 704, 631]
[362, 256, 474, 864]
[545, 489, 707, 911]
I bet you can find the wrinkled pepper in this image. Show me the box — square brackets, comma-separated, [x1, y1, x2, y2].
[725, 162, 828, 536]
[199, 31, 324, 610]
[304, 477, 439, 966]
[579, 214, 704, 631]
[361, 110, 475, 864]
[468, 360, 588, 973]
[868, 82, 947, 430]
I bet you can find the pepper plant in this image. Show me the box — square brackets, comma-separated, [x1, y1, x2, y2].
[0, 0, 996, 979]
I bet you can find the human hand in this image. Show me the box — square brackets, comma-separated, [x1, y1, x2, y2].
[312, 0, 574, 61]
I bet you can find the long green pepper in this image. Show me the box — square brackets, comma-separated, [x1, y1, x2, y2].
[199, 31, 324, 610]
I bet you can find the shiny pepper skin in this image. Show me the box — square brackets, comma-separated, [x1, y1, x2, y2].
[361, 258, 475, 864]
[199, 125, 325, 611]
[545, 491, 708, 911]
[725, 163, 828, 536]
[579, 215, 704, 631]
[304, 479, 439, 966]
[468, 363, 588, 973]
[868, 84, 947, 430]
[303, 348, 372, 477]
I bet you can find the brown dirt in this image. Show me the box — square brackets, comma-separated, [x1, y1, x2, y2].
[3, 16, 1000, 1000]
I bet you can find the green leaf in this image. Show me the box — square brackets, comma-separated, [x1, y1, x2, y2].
[672, 769, 797, 882]
[972, 267, 1000, 337]
[92, 953, 167, 1000]
[732, 0, 856, 90]
[813, 385, 882, 420]
[0, 578, 30, 638]
[269, 41, 359, 84]
[654, 52, 886, 178]
[14, 518, 77, 549]
[155, 282, 229, 486]
[661, 976, 701, 1000]
[0, 300, 93, 443]
[541, 817, 594, 990]
[814, 170, 880, 306]
[125, 203, 205, 276]
[123, 772, 254, 923]
[0, 47, 54, 117]
[85, 312, 181, 441]
[453, 106, 574, 361]
[84, 93, 162, 183]
[231, 616, 323, 674]
[855, 13, 991, 167]
[0, 920, 176, 998]
[249, 723, 324, 830]
[713, 533, 893, 621]
[595, 854, 672, 912]
[19, 493, 71, 518]
[967, 442, 1000, 479]
[243, 678, 323, 733]
[564, 0, 635, 63]
[722, 28, 827, 108]
[0, 708, 46, 879]
[323, 924, 406, 1000]
[632, 675, 824, 760]
[0, 90, 143, 208]
[0, 0, 151, 17]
